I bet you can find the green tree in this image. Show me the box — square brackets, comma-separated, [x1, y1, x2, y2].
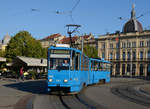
[0, 50, 5, 57]
[83, 45, 98, 58]
[6, 31, 45, 59]
[41, 47, 48, 58]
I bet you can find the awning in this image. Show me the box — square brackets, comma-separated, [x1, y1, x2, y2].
[15, 56, 47, 67]
[0, 57, 6, 62]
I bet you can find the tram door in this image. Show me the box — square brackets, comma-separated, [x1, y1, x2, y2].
[89, 60, 95, 84]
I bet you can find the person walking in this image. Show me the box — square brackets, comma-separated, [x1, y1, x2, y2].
[19, 66, 24, 81]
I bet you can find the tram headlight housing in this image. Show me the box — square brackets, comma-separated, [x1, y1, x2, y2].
[49, 79, 53, 82]
[64, 79, 68, 83]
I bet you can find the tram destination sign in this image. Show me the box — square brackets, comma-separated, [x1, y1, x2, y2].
[51, 50, 70, 54]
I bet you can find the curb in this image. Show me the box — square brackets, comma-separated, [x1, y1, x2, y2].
[139, 87, 150, 95]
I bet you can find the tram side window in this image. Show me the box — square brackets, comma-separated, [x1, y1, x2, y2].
[99, 63, 103, 71]
[95, 62, 99, 71]
[75, 53, 80, 70]
[91, 61, 94, 71]
[81, 55, 89, 71]
[71, 51, 80, 71]
[103, 63, 107, 71]
[84, 56, 89, 71]
[93, 61, 99, 71]
[106, 63, 110, 72]
[97, 62, 100, 71]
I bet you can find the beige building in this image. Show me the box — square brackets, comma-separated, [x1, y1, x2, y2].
[75, 33, 97, 49]
[98, 5, 150, 77]
[40, 33, 65, 48]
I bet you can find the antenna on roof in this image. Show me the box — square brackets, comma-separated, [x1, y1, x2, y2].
[66, 24, 81, 47]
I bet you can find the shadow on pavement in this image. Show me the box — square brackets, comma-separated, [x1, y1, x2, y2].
[4, 80, 48, 94]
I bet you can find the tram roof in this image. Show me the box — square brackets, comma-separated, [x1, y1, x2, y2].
[49, 46, 82, 53]
[90, 58, 110, 63]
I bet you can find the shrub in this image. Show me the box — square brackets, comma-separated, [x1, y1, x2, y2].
[28, 71, 36, 79]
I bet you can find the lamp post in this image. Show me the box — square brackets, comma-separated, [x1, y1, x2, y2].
[81, 35, 84, 52]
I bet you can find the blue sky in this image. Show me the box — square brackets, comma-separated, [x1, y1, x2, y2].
[0, 0, 150, 40]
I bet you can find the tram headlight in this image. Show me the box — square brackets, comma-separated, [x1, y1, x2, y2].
[49, 79, 53, 82]
[64, 79, 68, 83]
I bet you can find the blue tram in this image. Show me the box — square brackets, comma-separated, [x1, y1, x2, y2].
[47, 44, 110, 93]
[89, 58, 110, 84]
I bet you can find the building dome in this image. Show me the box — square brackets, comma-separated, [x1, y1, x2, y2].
[2, 33, 11, 45]
[122, 4, 143, 33]
[123, 19, 143, 33]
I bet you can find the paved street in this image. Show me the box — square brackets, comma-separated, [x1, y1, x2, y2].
[0, 78, 150, 109]
[0, 79, 28, 109]
[84, 78, 150, 109]
[0, 79, 47, 109]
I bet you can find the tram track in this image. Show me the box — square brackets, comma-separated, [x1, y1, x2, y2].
[47, 89, 106, 109]
[59, 94, 88, 109]
[111, 81, 150, 108]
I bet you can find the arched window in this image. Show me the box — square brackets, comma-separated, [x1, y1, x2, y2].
[122, 64, 125, 75]
[147, 64, 150, 76]
[123, 52, 126, 60]
[102, 52, 105, 59]
[110, 52, 113, 60]
[115, 64, 120, 75]
[116, 52, 120, 60]
[127, 64, 130, 72]
[132, 64, 136, 76]
[148, 51, 150, 59]
[128, 52, 131, 60]
[140, 64, 144, 76]
[133, 51, 136, 60]
[140, 51, 143, 60]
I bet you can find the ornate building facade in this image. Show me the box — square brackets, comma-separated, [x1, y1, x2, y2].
[98, 5, 150, 77]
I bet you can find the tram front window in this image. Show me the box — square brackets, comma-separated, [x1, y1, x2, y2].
[50, 58, 70, 70]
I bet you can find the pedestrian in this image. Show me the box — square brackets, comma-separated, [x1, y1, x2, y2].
[19, 66, 24, 81]
[24, 71, 29, 80]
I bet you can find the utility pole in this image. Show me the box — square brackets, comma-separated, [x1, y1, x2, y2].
[81, 35, 84, 52]
[66, 24, 81, 48]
